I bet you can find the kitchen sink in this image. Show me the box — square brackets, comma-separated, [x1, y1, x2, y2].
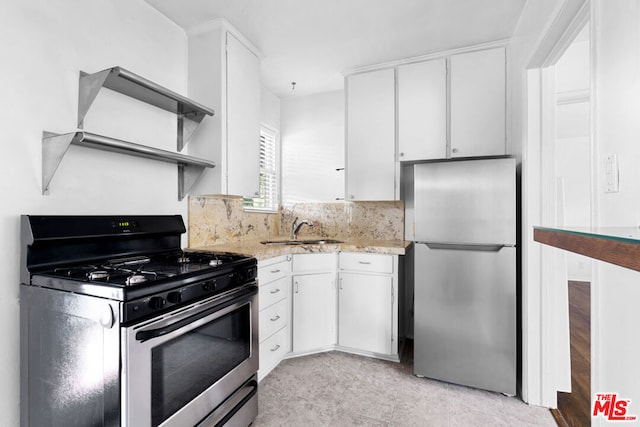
[260, 239, 343, 246]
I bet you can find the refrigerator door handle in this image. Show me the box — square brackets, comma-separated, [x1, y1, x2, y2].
[417, 242, 512, 252]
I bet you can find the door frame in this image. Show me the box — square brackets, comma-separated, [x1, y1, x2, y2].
[521, 0, 593, 407]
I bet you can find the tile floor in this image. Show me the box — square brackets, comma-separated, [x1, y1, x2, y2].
[253, 346, 557, 426]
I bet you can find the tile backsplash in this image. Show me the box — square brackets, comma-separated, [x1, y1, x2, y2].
[188, 195, 404, 247]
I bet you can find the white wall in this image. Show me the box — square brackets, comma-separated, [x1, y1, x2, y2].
[0, 1, 189, 424]
[593, 0, 640, 422]
[281, 90, 345, 205]
[261, 86, 281, 132]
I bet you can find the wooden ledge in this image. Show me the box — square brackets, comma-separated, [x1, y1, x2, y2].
[533, 227, 640, 272]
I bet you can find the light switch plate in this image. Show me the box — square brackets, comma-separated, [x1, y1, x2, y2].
[605, 153, 619, 193]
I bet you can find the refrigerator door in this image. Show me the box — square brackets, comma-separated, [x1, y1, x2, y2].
[413, 243, 516, 395]
[413, 158, 516, 245]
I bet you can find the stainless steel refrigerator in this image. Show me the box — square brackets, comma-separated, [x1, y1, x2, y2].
[409, 157, 516, 395]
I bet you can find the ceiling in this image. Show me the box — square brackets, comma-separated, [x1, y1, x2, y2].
[144, 0, 528, 98]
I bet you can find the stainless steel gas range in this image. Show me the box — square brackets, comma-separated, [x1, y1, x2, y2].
[20, 215, 258, 427]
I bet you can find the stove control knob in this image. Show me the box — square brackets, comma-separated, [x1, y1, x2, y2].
[167, 291, 182, 304]
[148, 296, 166, 310]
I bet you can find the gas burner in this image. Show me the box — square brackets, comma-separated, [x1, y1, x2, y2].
[177, 256, 190, 264]
[88, 271, 109, 280]
[126, 274, 148, 285]
[209, 259, 223, 267]
[55, 266, 97, 278]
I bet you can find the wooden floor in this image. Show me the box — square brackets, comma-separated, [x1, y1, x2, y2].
[551, 281, 591, 427]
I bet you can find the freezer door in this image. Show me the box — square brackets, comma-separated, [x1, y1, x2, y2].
[413, 243, 516, 395]
[414, 158, 515, 245]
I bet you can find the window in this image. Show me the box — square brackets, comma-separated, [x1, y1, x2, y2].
[244, 126, 278, 211]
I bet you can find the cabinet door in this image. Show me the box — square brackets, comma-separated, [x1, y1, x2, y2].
[338, 272, 393, 354]
[450, 47, 505, 158]
[346, 69, 396, 200]
[397, 59, 447, 161]
[292, 273, 335, 353]
[226, 32, 261, 196]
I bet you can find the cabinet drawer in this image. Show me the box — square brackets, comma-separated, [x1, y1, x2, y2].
[260, 275, 288, 309]
[258, 258, 291, 284]
[259, 298, 288, 342]
[292, 253, 336, 272]
[260, 326, 289, 373]
[339, 253, 394, 274]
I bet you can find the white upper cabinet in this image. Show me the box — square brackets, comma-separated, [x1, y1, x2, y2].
[226, 33, 261, 197]
[187, 21, 261, 197]
[343, 45, 507, 198]
[450, 47, 506, 158]
[346, 68, 396, 201]
[397, 59, 447, 161]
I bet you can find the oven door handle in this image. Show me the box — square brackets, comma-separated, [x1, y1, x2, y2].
[135, 285, 258, 342]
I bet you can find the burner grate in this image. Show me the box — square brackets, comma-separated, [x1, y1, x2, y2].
[45, 251, 249, 287]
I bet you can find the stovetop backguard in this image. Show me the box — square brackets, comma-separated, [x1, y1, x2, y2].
[21, 215, 186, 285]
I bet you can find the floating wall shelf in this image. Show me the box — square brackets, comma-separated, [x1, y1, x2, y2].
[78, 66, 215, 151]
[42, 131, 215, 201]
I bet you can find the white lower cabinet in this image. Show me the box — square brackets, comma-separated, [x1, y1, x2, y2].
[338, 273, 393, 354]
[292, 273, 335, 353]
[258, 251, 401, 381]
[338, 253, 399, 360]
[291, 253, 336, 354]
[257, 255, 291, 381]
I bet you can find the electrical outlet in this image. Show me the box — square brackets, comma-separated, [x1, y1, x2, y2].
[605, 153, 619, 193]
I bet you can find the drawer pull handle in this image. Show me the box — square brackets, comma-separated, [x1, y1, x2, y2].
[270, 269, 281, 273]
[358, 261, 372, 264]
[270, 344, 281, 352]
[270, 288, 281, 294]
[270, 315, 280, 322]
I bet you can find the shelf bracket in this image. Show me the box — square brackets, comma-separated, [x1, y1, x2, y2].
[178, 163, 207, 201]
[77, 70, 111, 129]
[77, 67, 214, 151]
[178, 111, 207, 152]
[42, 130, 215, 200]
[42, 131, 78, 195]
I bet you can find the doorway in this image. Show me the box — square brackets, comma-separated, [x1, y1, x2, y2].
[550, 23, 592, 427]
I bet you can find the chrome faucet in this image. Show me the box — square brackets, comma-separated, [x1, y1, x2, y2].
[291, 217, 313, 240]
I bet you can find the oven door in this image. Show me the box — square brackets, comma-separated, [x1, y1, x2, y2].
[122, 285, 258, 427]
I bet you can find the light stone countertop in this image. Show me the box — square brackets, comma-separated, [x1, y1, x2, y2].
[188, 237, 413, 261]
